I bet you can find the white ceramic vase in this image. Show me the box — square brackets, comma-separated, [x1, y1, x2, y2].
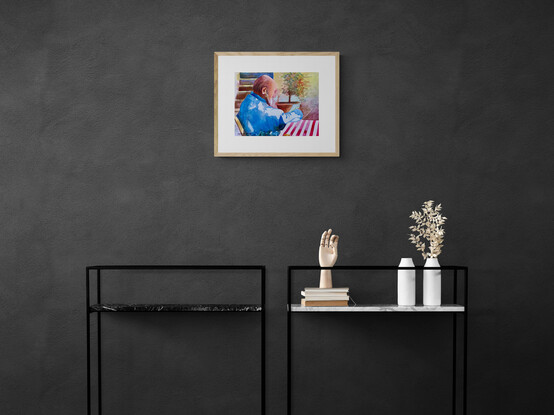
[424, 257, 441, 306]
[397, 258, 416, 306]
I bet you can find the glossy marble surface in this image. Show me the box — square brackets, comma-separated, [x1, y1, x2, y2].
[290, 304, 465, 312]
[90, 304, 262, 312]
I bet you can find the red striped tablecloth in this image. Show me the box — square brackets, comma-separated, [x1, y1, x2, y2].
[280, 120, 319, 136]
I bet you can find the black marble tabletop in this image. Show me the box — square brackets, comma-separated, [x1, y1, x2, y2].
[89, 303, 262, 312]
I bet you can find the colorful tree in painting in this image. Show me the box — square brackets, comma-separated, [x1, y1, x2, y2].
[281, 72, 309, 103]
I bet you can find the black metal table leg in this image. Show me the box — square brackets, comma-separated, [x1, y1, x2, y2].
[261, 267, 266, 415]
[463, 268, 469, 415]
[97, 270, 102, 415]
[453, 270, 458, 415]
[86, 268, 91, 415]
[287, 267, 292, 415]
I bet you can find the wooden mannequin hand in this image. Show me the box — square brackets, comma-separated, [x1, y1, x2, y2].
[319, 229, 339, 288]
[319, 228, 339, 266]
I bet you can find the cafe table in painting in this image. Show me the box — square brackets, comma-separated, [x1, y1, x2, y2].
[280, 120, 319, 136]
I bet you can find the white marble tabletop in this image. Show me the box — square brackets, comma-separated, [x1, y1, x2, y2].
[290, 304, 465, 312]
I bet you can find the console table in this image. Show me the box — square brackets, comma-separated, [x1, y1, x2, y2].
[86, 265, 265, 414]
[287, 265, 468, 415]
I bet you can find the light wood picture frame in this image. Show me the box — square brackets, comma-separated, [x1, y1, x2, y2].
[214, 52, 340, 157]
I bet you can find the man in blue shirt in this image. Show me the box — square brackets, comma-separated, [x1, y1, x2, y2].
[237, 75, 303, 136]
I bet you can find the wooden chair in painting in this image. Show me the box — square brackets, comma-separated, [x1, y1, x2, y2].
[235, 116, 246, 136]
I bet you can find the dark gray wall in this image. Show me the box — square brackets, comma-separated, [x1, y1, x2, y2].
[1, 0, 553, 414]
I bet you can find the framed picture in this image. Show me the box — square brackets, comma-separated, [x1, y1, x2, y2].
[214, 52, 339, 157]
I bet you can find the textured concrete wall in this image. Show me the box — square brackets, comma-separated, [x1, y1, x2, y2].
[1, 0, 553, 413]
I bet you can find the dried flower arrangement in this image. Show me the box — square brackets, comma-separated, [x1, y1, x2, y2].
[409, 200, 447, 259]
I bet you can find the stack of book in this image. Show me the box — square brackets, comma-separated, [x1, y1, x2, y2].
[301, 287, 349, 306]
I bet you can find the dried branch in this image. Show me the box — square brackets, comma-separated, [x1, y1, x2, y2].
[408, 200, 447, 259]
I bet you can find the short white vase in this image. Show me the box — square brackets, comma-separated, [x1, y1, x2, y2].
[397, 258, 416, 306]
[424, 257, 441, 306]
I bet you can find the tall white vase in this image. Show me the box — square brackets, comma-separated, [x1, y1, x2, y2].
[424, 257, 441, 306]
[398, 258, 416, 306]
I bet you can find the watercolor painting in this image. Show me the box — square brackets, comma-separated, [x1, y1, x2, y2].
[234, 72, 319, 136]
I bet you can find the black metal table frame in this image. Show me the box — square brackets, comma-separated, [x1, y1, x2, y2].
[86, 265, 266, 415]
[287, 265, 468, 415]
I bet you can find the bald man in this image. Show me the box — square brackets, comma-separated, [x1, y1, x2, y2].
[237, 75, 303, 136]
